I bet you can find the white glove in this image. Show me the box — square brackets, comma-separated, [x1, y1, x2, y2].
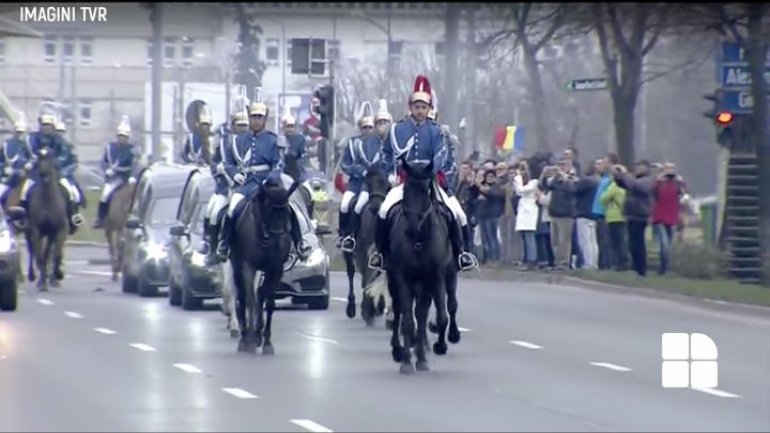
[234, 173, 246, 185]
[216, 163, 226, 175]
[24, 162, 32, 172]
[128, 176, 137, 185]
[106, 168, 115, 177]
[3, 166, 11, 176]
[387, 174, 398, 186]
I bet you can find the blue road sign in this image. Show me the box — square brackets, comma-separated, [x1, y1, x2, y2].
[721, 65, 770, 88]
[722, 89, 755, 114]
[721, 41, 770, 65]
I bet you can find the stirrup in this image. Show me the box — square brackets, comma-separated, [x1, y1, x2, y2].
[368, 252, 384, 271]
[458, 252, 478, 271]
[71, 214, 84, 227]
[216, 242, 229, 262]
[340, 236, 356, 253]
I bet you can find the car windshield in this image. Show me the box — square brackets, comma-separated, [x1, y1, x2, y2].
[148, 197, 181, 226]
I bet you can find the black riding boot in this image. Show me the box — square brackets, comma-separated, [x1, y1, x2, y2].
[341, 211, 358, 253]
[450, 220, 478, 271]
[67, 200, 79, 235]
[198, 217, 211, 254]
[336, 210, 349, 249]
[216, 214, 233, 263]
[368, 217, 389, 271]
[290, 211, 312, 261]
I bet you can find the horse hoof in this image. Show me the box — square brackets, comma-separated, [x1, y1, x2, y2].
[433, 341, 448, 356]
[345, 302, 356, 319]
[416, 361, 430, 372]
[254, 335, 263, 349]
[237, 339, 249, 353]
[376, 296, 386, 315]
[364, 316, 376, 327]
[428, 321, 438, 334]
[50, 280, 60, 288]
[230, 329, 240, 339]
[448, 328, 461, 344]
[28, 273, 35, 283]
[391, 347, 402, 363]
[385, 319, 394, 331]
[400, 363, 415, 375]
[261, 344, 274, 356]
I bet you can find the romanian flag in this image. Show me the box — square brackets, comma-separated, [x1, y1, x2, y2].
[494, 126, 525, 152]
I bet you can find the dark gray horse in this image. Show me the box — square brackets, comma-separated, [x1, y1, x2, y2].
[26, 148, 69, 291]
[343, 164, 390, 325]
[383, 161, 453, 374]
[229, 176, 300, 355]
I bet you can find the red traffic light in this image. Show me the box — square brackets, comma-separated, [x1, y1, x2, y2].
[715, 111, 734, 126]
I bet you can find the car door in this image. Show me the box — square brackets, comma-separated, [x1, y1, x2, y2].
[123, 172, 152, 276]
[169, 174, 198, 282]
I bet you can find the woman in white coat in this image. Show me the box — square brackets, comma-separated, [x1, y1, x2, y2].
[513, 161, 540, 269]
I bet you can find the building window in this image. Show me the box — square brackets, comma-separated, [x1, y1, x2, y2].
[62, 36, 75, 65]
[78, 99, 92, 128]
[44, 36, 57, 64]
[265, 38, 279, 65]
[80, 37, 93, 65]
[310, 39, 326, 75]
[181, 37, 194, 67]
[327, 39, 340, 62]
[163, 37, 176, 67]
[147, 40, 153, 66]
[0, 39, 5, 65]
[286, 39, 292, 66]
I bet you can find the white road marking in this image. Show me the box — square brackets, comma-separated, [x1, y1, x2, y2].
[298, 333, 339, 345]
[173, 363, 202, 374]
[458, 327, 471, 332]
[692, 388, 741, 398]
[93, 327, 117, 335]
[291, 419, 333, 433]
[36, 298, 54, 306]
[129, 343, 156, 352]
[64, 311, 83, 319]
[331, 297, 347, 303]
[509, 340, 543, 350]
[589, 362, 632, 372]
[77, 270, 114, 277]
[65, 260, 89, 266]
[222, 387, 258, 399]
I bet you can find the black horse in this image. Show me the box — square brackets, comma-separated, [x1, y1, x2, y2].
[343, 164, 390, 325]
[229, 176, 300, 355]
[382, 161, 453, 374]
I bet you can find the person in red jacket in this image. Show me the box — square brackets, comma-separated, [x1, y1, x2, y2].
[652, 162, 688, 275]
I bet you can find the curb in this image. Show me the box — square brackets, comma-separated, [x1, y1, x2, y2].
[460, 267, 770, 316]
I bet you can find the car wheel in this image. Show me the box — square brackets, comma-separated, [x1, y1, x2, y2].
[0, 280, 18, 312]
[182, 285, 202, 311]
[307, 295, 329, 311]
[169, 278, 182, 307]
[122, 273, 138, 294]
[137, 274, 158, 297]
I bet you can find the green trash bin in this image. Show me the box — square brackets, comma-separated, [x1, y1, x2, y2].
[699, 198, 718, 245]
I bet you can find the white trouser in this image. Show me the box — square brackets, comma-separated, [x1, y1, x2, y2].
[20, 178, 33, 201]
[100, 179, 124, 202]
[340, 190, 356, 213]
[60, 178, 80, 203]
[228, 193, 246, 217]
[443, 194, 468, 226]
[0, 184, 9, 198]
[576, 217, 598, 270]
[207, 193, 229, 222]
[353, 191, 369, 214]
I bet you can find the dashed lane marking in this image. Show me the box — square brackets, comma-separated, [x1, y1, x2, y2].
[64, 311, 83, 319]
[129, 343, 156, 352]
[76, 270, 114, 277]
[589, 362, 632, 372]
[458, 327, 471, 332]
[36, 298, 54, 306]
[93, 327, 117, 335]
[509, 340, 543, 350]
[291, 419, 334, 433]
[298, 333, 339, 345]
[331, 297, 347, 303]
[173, 363, 202, 374]
[693, 388, 741, 398]
[222, 387, 258, 399]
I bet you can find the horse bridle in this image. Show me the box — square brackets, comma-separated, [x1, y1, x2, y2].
[402, 179, 436, 250]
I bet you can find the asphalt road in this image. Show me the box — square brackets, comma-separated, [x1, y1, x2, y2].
[1, 246, 768, 432]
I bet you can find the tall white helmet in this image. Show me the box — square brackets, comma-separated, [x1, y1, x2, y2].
[375, 99, 392, 123]
[117, 115, 131, 137]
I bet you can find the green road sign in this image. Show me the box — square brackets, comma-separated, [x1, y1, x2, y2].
[566, 78, 609, 92]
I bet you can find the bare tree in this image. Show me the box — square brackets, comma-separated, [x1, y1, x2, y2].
[233, 4, 267, 98]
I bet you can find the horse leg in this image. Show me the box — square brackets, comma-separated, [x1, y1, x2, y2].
[223, 262, 240, 338]
[107, 229, 118, 282]
[36, 234, 49, 292]
[431, 278, 449, 356]
[446, 269, 461, 344]
[414, 289, 433, 372]
[394, 273, 415, 375]
[247, 269, 261, 351]
[344, 252, 356, 318]
[49, 231, 66, 288]
[232, 261, 252, 353]
[260, 272, 279, 356]
[26, 230, 36, 282]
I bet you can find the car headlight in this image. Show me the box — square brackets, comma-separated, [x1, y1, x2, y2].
[0, 231, 14, 253]
[303, 248, 326, 267]
[190, 251, 207, 268]
[145, 242, 167, 260]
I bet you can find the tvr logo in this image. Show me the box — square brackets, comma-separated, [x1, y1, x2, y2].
[661, 333, 718, 389]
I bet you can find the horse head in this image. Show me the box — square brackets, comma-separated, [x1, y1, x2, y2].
[401, 161, 436, 242]
[36, 147, 60, 184]
[255, 176, 296, 237]
[365, 163, 390, 213]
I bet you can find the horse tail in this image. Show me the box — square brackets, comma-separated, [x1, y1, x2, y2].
[364, 271, 388, 300]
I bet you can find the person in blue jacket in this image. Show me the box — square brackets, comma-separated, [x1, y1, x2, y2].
[93, 117, 136, 229]
[0, 115, 32, 208]
[182, 106, 213, 166]
[55, 120, 87, 234]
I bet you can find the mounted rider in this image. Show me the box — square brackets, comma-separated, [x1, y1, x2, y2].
[0, 113, 32, 209]
[182, 104, 213, 166]
[338, 99, 391, 253]
[55, 119, 88, 229]
[336, 101, 378, 251]
[93, 116, 136, 229]
[20, 111, 84, 235]
[279, 106, 314, 211]
[215, 92, 313, 263]
[199, 97, 249, 263]
[368, 75, 478, 272]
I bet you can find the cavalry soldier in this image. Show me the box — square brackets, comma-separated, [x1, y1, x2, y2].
[93, 116, 136, 229]
[199, 99, 249, 263]
[182, 104, 213, 166]
[55, 119, 87, 232]
[279, 105, 315, 215]
[339, 99, 391, 252]
[368, 75, 478, 272]
[0, 113, 31, 208]
[20, 112, 84, 234]
[336, 101, 377, 251]
[215, 93, 312, 262]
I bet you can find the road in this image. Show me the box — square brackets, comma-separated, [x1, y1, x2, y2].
[1, 246, 768, 432]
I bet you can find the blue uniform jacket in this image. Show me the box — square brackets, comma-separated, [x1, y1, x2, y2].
[182, 131, 209, 165]
[101, 142, 135, 181]
[232, 129, 283, 196]
[211, 124, 232, 194]
[381, 117, 447, 179]
[340, 135, 369, 194]
[283, 133, 309, 181]
[59, 138, 79, 179]
[1, 136, 31, 187]
[27, 131, 66, 180]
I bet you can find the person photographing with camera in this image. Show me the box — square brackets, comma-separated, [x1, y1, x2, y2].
[542, 159, 577, 271]
[612, 160, 654, 277]
[651, 162, 688, 275]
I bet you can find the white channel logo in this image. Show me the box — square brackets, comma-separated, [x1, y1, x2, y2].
[661, 333, 718, 389]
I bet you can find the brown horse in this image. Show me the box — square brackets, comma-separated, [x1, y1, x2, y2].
[104, 181, 136, 282]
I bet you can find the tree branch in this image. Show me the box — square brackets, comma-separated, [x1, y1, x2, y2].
[533, 6, 566, 52]
[642, 6, 668, 55]
[607, 4, 633, 56]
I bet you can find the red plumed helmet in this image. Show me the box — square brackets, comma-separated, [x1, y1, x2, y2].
[411, 75, 432, 106]
[334, 171, 347, 193]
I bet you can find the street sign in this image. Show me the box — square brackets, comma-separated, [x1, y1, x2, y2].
[566, 78, 608, 92]
[721, 41, 770, 66]
[722, 88, 770, 114]
[721, 65, 770, 88]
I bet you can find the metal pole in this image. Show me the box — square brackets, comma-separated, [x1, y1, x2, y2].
[386, 6, 391, 107]
[281, 24, 286, 97]
[150, 3, 163, 163]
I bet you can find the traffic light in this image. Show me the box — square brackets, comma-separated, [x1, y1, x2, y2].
[715, 111, 734, 126]
[313, 85, 334, 139]
[702, 89, 724, 120]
